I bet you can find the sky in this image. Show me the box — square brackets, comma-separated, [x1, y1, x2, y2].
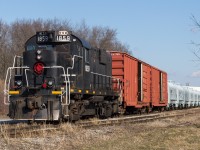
[1, 0, 200, 86]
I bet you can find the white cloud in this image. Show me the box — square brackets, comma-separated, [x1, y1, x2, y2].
[191, 70, 200, 77]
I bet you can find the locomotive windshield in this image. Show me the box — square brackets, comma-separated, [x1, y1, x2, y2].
[26, 44, 54, 51]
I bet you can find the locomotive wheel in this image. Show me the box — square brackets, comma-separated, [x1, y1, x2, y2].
[146, 106, 152, 114]
[138, 109, 142, 115]
[28, 120, 34, 125]
[69, 115, 79, 122]
[105, 105, 113, 118]
[97, 104, 113, 119]
[119, 106, 126, 115]
[159, 107, 165, 112]
[69, 110, 80, 122]
[68, 102, 81, 122]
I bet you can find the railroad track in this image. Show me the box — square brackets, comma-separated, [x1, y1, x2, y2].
[75, 108, 200, 127]
[1, 108, 200, 138]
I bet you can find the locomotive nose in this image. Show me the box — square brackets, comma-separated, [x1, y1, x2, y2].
[23, 49, 58, 87]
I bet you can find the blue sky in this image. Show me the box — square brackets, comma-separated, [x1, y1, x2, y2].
[1, 0, 200, 86]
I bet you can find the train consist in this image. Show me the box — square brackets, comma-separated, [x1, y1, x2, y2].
[3, 30, 200, 122]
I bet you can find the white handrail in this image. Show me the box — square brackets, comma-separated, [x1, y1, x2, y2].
[43, 66, 67, 81]
[12, 55, 23, 68]
[66, 55, 83, 107]
[25, 69, 30, 87]
[4, 66, 29, 105]
[43, 65, 67, 104]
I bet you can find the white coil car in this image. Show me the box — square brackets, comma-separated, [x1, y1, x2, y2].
[185, 87, 198, 107]
[168, 81, 200, 109]
[168, 81, 184, 109]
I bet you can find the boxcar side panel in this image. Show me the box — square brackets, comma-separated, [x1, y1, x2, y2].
[151, 67, 168, 107]
[112, 53, 124, 91]
[123, 54, 138, 106]
[162, 72, 168, 105]
[141, 63, 151, 105]
[151, 68, 160, 105]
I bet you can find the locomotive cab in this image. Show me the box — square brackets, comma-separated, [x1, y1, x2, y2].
[4, 30, 120, 122]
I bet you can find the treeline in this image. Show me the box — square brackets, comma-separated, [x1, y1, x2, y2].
[0, 18, 130, 79]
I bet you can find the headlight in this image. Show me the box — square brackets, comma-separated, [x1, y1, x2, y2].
[37, 50, 42, 54]
[36, 55, 42, 60]
[15, 80, 22, 87]
[47, 80, 53, 87]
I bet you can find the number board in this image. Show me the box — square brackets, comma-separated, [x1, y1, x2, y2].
[36, 31, 54, 43]
[36, 31, 71, 43]
[55, 31, 71, 42]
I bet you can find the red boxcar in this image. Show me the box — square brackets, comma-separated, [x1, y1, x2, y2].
[111, 52, 168, 112]
[151, 67, 168, 107]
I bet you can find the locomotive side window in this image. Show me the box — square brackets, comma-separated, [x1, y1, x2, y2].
[85, 49, 89, 63]
[38, 45, 54, 50]
[77, 45, 83, 57]
[27, 45, 36, 51]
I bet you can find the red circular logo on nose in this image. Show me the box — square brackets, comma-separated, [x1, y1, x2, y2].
[34, 62, 44, 75]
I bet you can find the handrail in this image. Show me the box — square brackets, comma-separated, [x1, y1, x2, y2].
[4, 66, 29, 105]
[12, 55, 23, 68]
[66, 55, 83, 107]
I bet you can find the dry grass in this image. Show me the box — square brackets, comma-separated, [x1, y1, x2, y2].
[82, 115, 200, 150]
[0, 79, 8, 116]
[1, 113, 200, 149]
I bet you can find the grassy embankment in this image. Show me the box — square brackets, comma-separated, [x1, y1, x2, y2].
[0, 111, 200, 150]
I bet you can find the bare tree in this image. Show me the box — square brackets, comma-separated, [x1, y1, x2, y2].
[10, 19, 35, 55]
[74, 22, 130, 53]
[191, 15, 200, 62]
[74, 20, 90, 40]
[10, 18, 72, 55]
[90, 26, 117, 49]
[191, 15, 200, 28]
[0, 20, 10, 114]
[0, 20, 12, 79]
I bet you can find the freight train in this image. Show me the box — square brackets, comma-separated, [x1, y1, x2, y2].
[3, 30, 200, 122]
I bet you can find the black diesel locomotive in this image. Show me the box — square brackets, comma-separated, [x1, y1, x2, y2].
[4, 30, 120, 121]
